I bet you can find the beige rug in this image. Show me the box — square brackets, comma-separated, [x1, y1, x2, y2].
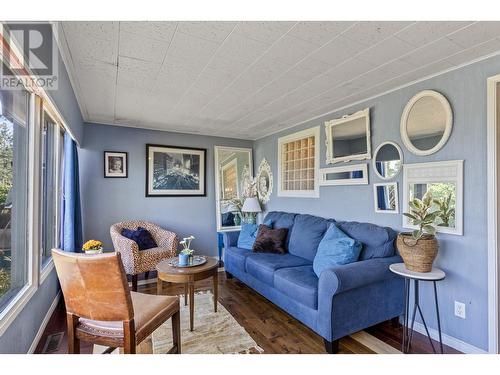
[94, 291, 262, 354]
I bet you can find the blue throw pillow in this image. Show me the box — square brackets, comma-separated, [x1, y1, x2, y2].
[121, 226, 158, 251]
[313, 223, 362, 277]
[237, 220, 272, 250]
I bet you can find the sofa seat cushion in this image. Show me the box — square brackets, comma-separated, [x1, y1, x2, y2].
[274, 266, 319, 309]
[224, 246, 252, 270]
[336, 221, 397, 260]
[245, 253, 311, 286]
[288, 214, 334, 261]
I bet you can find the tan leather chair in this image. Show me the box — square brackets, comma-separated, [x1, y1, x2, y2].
[52, 249, 181, 354]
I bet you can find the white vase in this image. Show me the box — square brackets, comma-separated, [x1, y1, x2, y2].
[85, 248, 103, 255]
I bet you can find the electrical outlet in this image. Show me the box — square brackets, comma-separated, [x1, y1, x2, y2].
[455, 301, 466, 319]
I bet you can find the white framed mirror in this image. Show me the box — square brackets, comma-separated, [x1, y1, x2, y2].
[402, 160, 463, 236]
[214, 146, 253, 232]
[373, 141, 403, 180]
[400, 90, 453, 156]
[373, 183, 399, 214]
[325, 108, 371, 164]
[319, 163, 368, 186]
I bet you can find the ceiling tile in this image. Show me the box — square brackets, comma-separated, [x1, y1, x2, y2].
[287, 21, 355, 46]
[394, 21, 473, 47]
[356, 36, 414, 66]
[62, 21, 118, 42]
[400, 37, 463, 67]
[119, 21, 177, 42]
[63, 29, 118, 65]
[343, 21, 414, 46]
[447, 22, 500, 48]
[216, 33, 270, 64]
[233, 21, 295, 44]
[263, 35, 319, 66]
[177, 21, 237, 42]
[119, 30, 169, 63]
[444, 38, 500, 66]
[117, 56, 161, 90]
[166, 31, 220, 64]
[309, 35, 366, 66]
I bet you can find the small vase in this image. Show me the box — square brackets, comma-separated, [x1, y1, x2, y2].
[85, 248, 103, 255]
[179, 253, 189, 266]
[234, 214, 241, 226]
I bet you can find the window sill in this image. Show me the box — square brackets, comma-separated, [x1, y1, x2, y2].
[0, 283, 37, 336]
[40, 258, 54, 284]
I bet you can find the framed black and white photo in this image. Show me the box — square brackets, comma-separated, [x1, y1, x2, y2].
[104, 151, 128, 178]
[146, 144, 206, 197]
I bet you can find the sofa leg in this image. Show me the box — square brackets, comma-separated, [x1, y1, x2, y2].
[391, 316, 401, 328]
[324, 339, 339, 354]
[225, 271, 234, 280]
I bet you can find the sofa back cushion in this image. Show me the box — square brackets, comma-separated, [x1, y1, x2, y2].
[336, 221, 397, 260]
[263, 211, 296, 248]
[288, 214, 333, 261]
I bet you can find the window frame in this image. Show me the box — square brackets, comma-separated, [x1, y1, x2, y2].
[0, 25, 71, 335]
[277, 126, 320, 198]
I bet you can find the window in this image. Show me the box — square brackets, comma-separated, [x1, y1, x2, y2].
[221, 159, 238, 200]
[277, 126, 320, 198]
[0, 80, 30, 312]
[40, 111, 61, 268]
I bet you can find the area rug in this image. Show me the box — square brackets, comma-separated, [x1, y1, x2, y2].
[94, 291, 262, 354]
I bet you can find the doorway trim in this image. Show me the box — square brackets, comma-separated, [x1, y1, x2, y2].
[487, 73, 500, 353]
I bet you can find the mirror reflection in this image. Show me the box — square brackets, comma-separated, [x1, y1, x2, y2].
[374, 183, 398, 213]
[409, 182, 456, 228]
[331, 117, 368, 159]
[215, 147, 252, 231]
[406, 95, 448, 152]
[374, 142, 402, 179]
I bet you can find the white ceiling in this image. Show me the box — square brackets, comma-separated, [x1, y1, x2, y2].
[59, 21, 500, 140]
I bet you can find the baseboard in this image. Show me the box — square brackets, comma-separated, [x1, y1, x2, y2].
[28, 291, 61, 354]
[411, 321, 487, 354]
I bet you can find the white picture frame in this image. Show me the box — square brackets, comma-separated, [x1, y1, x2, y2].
[325, 108, 371, 164]
[277, 126, 320, 198]
[319, 163, 368, 186]
[373, 182, 399, 214]
[402, 160, 464, 236]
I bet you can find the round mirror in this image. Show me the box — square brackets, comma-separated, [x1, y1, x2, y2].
[373, 141, 403, 180]
[400, 90, 452, 156]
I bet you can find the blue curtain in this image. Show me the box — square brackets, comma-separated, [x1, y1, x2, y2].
[60, 133, 83, 252]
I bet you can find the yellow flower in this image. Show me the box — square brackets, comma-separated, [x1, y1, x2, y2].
[83, 240, 103, 251]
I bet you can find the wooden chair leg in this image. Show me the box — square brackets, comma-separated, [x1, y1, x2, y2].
[123, 320, 136, 354]
[131, 275, 138, 292]
[171, 309, 181, 354]
[145, 271, 150, 280]
[66, 313, 80, 354]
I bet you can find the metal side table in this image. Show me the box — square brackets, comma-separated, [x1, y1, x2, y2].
[389, 263, 446, 354]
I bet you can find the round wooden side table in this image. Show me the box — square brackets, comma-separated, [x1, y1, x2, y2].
[389, 263, 446, 354]
[156, 256, 219, 331]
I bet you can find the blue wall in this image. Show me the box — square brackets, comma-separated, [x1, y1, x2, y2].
[80, 123, 253, 257]
[254, 54, 500, 351]
[0, 23, 84, 353]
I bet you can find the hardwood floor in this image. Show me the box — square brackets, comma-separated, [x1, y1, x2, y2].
[34, 270, 460, 354]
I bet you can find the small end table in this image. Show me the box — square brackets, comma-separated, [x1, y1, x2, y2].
[156, 256, 219, 331]
[389, 263, 446, 354]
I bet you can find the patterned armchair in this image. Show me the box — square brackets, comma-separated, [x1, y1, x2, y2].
[110, 220, 179, 291]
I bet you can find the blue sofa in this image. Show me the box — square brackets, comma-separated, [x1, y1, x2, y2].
[223, 211, 404, 353]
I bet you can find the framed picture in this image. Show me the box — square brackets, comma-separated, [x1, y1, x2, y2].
[104, 151, 128, 178]
[146, 144, 206, 197]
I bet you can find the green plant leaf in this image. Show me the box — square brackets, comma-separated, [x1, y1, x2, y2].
[412, 230, 423, 240]
[423, 225, 436, 235]
[402, 213, 418, 221]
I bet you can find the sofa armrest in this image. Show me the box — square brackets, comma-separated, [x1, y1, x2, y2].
[222, 231, 240, 249]
[318, 255, 402, 297]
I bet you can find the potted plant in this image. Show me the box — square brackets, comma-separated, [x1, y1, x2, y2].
[82, 239, 103, 255]
[179, 235, 195, 266]
[397, 191, 442, 273]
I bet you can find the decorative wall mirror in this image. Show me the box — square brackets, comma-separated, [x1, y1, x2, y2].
[402, 160, 463, 235]
[373, 183, 399, 214]
[256, 158, 273, 204]
[400, 90, 453, 156]
[325, 108, 371, 164]
[214, 146, 253, 232]
[319, 163, 368, 186]
[373, 141, 403, 180]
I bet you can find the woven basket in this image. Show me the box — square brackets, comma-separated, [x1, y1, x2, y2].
[396, 233, 438, 273]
